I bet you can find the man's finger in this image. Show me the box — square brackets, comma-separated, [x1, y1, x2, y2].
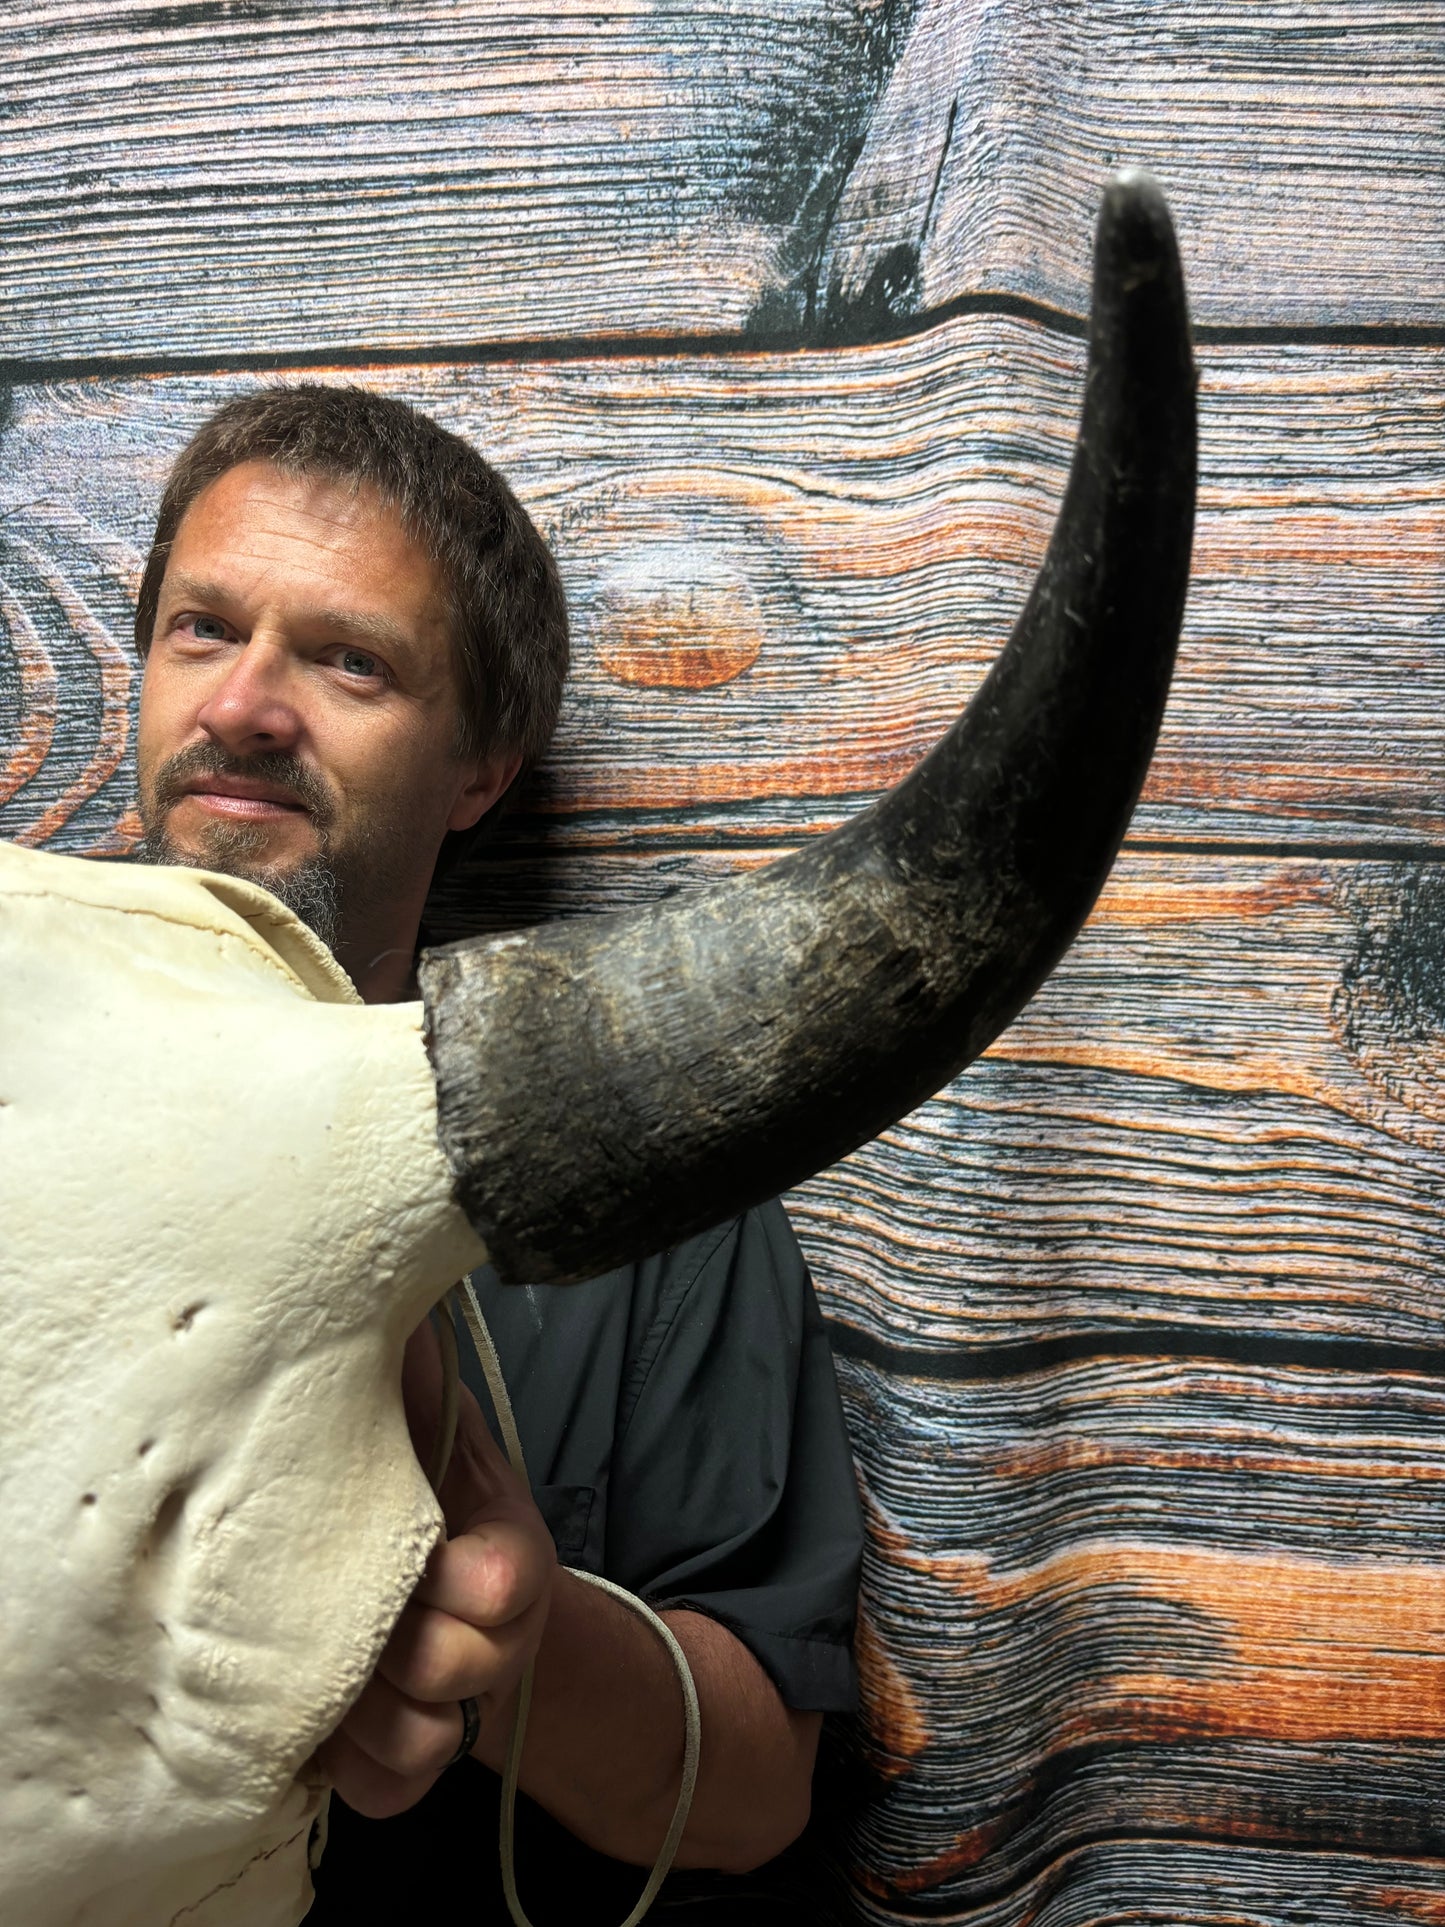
[377, 1597, 540, 1704]
[317, 1724, 445, 1822]
[338, 1669, 470, 1782]
[416, 1515, 554, 1627]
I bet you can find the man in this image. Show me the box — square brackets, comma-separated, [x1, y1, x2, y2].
[130, 383, 864, 1919]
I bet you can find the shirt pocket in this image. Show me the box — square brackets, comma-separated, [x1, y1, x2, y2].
[530, 1484, 597, 1568]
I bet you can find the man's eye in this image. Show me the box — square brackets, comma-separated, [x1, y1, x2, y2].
[339, 649, 381, 678]
[192, 615, 229, 642]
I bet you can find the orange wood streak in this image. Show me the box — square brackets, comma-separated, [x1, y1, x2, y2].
[1191, 506, 1445, 570]
[0, 577, 59, 807]
[853, 1606, 933, 1781]
[874, 1533, 1445, 1747]
[10, 544, 132, 848]
[987, 1431, 1445, 1492]
[598, 623, 762, 690]
[81, 804, 143, 856]
[894, 1812, 1445, 1904]
[1363, 1891, 1445, 1923]
[857, 1819, 1022, 1899]
[1076, 862, 1330, 927]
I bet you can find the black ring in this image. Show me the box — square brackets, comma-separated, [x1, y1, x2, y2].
[446, 1695, 482, 1769]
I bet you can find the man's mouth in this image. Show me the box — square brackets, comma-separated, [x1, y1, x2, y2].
[145, 745, 336, 848]
[176, 776, 311, 820]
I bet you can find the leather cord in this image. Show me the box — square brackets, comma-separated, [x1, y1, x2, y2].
[428, 1280, 701, 1927]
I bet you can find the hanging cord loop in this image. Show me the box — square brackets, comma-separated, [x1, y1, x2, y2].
[427, 1280, 701, 1927]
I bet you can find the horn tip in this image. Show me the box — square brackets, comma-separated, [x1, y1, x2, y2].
[1102, 165, 1170, 217]
[1096, 167, 1181, 276]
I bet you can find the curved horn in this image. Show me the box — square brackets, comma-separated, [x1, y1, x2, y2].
[420, 170, 1196, 1285]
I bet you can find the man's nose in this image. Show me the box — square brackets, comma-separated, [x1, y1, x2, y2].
[195, 640, 304, 755]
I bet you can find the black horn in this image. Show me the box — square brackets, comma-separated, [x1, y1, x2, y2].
[420, 170, 1196, 1285]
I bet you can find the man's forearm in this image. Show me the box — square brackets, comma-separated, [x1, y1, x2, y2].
[472, 1569, 821, 1873]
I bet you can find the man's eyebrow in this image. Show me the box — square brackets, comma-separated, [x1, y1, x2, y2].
[160, 571, 236, 612]
[302, 606, 415, 654]
[160, 571, 414, 654]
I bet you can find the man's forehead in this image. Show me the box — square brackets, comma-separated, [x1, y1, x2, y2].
[162, 460, 447, 646]
[172, 459, 411, 563]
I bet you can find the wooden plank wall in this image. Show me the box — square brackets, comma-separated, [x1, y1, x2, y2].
[4, 3, 1444, 1920]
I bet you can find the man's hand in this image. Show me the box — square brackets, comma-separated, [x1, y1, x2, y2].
[317, 1316, 556, 1818]
[321, 1310, 820, 1872]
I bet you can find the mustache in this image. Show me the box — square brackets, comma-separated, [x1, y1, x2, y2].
[148, 744, 338, 831]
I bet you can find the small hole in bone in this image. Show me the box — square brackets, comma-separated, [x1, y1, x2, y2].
[80, 1491, 97, 1507]
[137, 1440, 154, 1459]
[171, 1302, 205, 1333]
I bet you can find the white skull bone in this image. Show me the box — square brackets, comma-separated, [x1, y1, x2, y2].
[0, 840, 486, 1925]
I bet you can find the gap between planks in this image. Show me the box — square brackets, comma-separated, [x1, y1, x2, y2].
[5, 307, 1445, 388]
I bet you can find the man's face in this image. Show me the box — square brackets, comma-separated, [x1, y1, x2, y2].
[137, 460, 510, 983]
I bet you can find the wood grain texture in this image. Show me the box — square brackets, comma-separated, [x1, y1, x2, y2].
[2, 0, 1441, 365]
[839, 1356, 1445, 1915]
[797, 852, 1445, 1352]
[3, 321, 1442, 853]
[6, 6, 1445, 1920]
[0, 0, 913, 361]
[819, 0, 1445, 338]
[0, 495, 142, 850]
[793, 858, 1445, 1922]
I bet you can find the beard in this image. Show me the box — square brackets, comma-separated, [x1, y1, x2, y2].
[137, 745, 349, 950]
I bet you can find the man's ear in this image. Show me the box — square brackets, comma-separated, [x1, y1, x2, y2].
[446, 752, 525, 834]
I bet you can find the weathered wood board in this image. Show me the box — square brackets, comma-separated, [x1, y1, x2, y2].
[3, 0, 1444, 1921]
[820, 0, 1445, 338]
[3, 326, 1443, 854]
[2, 0, 1441, 367]
[841, 1351, 1445, 1913]
[808, 853, 1445, 1353]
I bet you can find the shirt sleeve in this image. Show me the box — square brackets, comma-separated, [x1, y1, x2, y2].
[602, 1200, 864, 1714]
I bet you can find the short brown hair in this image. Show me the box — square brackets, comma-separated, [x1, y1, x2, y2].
[136, 382, 569, 853]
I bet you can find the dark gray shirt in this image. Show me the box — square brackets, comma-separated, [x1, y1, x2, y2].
[310, 1201, 863, 1922]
